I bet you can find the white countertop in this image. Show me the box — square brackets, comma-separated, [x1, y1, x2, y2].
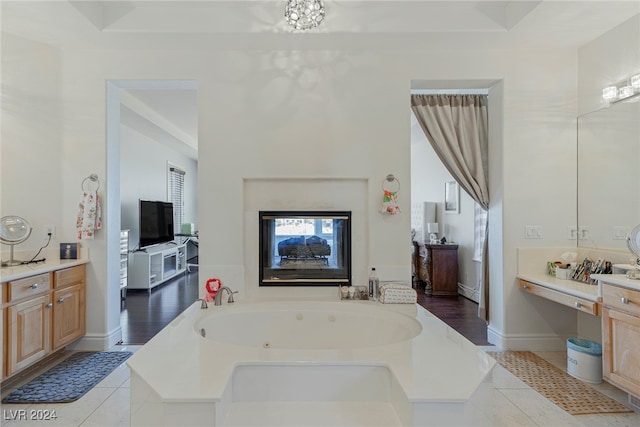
[517, 272, 600, 301]
[127, 299, 496, 404]
[0, 257, 89, 283]
[591, 273, 640, 291]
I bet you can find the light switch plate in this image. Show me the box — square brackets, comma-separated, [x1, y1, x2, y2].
[525, 225, 542, 239]
[613, 226, 630, 240]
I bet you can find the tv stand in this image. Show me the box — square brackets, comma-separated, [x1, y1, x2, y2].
[128, 243, 187, 291]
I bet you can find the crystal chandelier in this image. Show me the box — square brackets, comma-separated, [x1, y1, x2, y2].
[284, 0, 325, 31]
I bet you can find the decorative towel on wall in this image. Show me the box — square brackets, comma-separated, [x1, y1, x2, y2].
[76, 191, 102, 240]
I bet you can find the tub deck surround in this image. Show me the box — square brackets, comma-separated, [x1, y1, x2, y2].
[128, 299, 496, 426]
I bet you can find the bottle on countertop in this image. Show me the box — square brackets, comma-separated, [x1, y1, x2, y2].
[368, 268, 379, 300]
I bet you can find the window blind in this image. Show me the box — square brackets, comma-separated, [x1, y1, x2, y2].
[473, 202, 487, 262]
[168, 166, 185, 234]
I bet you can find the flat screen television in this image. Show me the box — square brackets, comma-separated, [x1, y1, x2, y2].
[139, 200, 175, 248]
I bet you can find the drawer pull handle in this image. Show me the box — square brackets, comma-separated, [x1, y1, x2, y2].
[57, 298, 65, 304]
[522, 284, 528, 289]
[45, 303, 53, 309]
[575, 302, 582, 308]
[30, 283, 39, 289]
[621, 297, 630, 304]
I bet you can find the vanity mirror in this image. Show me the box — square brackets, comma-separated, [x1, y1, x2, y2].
[626, 224, 640, 279]
[577, 99, 640, 250]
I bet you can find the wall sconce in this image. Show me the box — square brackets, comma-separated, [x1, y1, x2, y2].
[602, 73, 640, 104]
[427, 223, 439, 243]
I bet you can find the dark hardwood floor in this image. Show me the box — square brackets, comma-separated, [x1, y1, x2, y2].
[416, 284, 491, 346]
[118, 273, 490, 346]
[119, 271, 199, 344]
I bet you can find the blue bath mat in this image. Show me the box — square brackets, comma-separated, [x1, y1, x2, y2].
[2, 351, 132, 404]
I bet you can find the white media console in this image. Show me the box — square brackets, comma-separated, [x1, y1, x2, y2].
[128, 243, 187, 291]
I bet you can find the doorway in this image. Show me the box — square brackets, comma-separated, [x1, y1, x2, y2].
[409, 82, 501, 340]
[107, 80, 198, 345]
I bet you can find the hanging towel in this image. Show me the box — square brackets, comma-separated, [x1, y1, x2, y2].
[76, 191, 102, 240]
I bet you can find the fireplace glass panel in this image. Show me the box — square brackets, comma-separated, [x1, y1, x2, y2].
[259, 211, 351, 286]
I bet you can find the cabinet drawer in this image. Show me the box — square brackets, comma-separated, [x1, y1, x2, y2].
[602, 283, 640, 316]
[7, 273, 51, 303]
[519, 279, 599, 316]
[54, 265, 86, 289]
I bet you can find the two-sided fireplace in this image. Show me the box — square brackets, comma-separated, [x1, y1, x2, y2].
[259, 211, 352, 286]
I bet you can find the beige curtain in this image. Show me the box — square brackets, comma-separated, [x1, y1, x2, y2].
[410, 94, 490, 321]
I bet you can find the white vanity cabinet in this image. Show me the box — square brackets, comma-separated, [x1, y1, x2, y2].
[128, 243, 187, 291]
[601, 281, 640, 399]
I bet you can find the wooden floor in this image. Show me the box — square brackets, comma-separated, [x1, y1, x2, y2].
[416, 285, 491, 346]
[119, 271, 199, 344]
[119, 273, 490, 346]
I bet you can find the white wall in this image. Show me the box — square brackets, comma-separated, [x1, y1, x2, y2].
[120, 124, 198, 252]
[1, 34, 63, 257]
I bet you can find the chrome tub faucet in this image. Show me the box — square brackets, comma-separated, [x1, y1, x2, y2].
[214, 286, 238, 306]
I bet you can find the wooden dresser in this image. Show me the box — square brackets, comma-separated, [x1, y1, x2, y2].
[425, 244, 459, 297]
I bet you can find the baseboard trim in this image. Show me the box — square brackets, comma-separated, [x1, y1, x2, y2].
[487, 326, 570, 351]
[70, 327, 123, 351]
[457, 284, 479, 303]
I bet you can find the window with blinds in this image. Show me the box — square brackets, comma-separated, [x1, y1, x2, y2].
[168, 165, 185, 234]
[473, 202, 487, 262]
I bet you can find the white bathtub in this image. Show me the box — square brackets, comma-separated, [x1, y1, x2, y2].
[194, 301, 422, 349]
[128, 299, 496, 426]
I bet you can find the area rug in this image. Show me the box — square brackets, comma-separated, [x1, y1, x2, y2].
[2, 351, 132, 404]
[487, 351, 632, 415]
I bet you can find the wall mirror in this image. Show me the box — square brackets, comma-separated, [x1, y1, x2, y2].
[577, 99, 640, 250]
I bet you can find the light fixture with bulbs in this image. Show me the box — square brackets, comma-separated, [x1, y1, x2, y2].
[602, 72, 640, 104]
[285, 0, 325, 31]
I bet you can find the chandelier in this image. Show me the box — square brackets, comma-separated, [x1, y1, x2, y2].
[284, 0, 325, 31]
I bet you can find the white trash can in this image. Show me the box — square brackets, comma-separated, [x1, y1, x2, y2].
[567, 338, 602, 384]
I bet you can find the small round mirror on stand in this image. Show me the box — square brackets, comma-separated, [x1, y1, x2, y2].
[626, 224, 640, 279]
[0, 215, 32, 267]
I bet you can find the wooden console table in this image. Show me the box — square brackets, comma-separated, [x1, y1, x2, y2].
[425, 244, 459, 297]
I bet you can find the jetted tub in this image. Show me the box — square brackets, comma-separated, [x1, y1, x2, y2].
[128, 299, 496, 426]
[194, 301, 422, 349]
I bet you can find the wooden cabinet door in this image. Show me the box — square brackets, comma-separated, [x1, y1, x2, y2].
[6, 294, 52, 376]
[602, 307, 640, 397]
[426, 244, 459, 297]
[52, 283, 86, 350]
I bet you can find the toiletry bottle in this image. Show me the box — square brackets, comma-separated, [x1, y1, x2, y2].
[369, 268, 379, 300]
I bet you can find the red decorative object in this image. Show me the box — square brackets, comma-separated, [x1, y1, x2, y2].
[205, 278, 222, 301]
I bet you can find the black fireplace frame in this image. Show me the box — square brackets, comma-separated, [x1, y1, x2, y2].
[259, 210, 352, 287]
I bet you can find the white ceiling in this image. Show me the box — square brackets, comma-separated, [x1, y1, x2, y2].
[3, 0, 640, 155]
[4, 1, 639, 50]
